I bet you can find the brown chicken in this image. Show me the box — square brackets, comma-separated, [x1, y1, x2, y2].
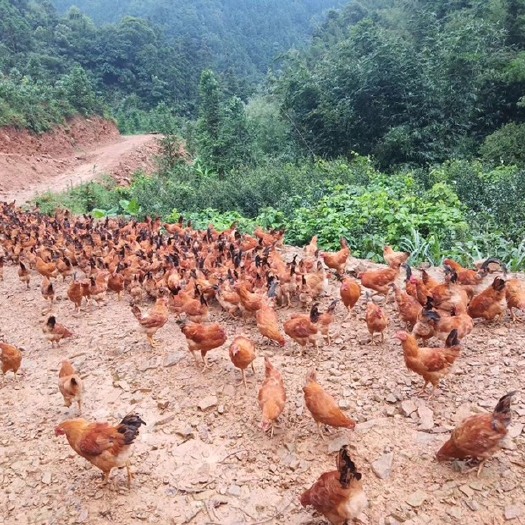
[357, 265, 399, 299]
[303, 370, 356, 438]
[235, 281, 265, 317]
[443, 258, 485, 286]
[41, 277, 55, 307]
[131, 295, 169, 347]
[229, 336, 256, 389]
[435, 304, 473, 342]
[300, 445, 368, 525]
[256, 299, 286, 347]
[383, 245, 410, 268]
[67, 274, 84, 311]
[18, 261, 30, 289]
[258, 357, 286, 438]
[284, 304, 321, 355]
[43, 316, 74, 347]
[318, 300, 339, 345]
[55, 413, 146, 488]
[0, 342, 23, 381]
[395, 329, 461, 397]
[411, 306, 440, 341]
[505, 278, 525, 321]
[58, 360, 84, 413]
[321, 238, 351, 274]
[177, 320, 227, 368]
[35, 255, 58, 279]
[437, 392, 516, 476]
[365, 300, 389, 344]
[339, 276, 361, 318]
[467, 277, 506, 321]
[392, 283, 422, 330]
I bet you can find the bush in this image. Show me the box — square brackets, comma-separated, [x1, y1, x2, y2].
[480, 122, 525, 167]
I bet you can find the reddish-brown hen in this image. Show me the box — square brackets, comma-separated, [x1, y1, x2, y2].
[229, 336, 256, 389]
[300, 445, 367, 525]
[258, 357, 286, 438]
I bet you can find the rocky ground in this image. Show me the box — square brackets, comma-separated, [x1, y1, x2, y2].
[0, 256, 524, 525]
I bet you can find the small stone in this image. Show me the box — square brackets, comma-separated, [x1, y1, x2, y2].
[371, 452, 394, 480]
[338, 399, 350, 409]
[163, 352, 185, 368]
[406, 490, 428, 507]
[505, 505, 523, 520]
[41, 472, 51, 485]
[466, 500, 480, 512]
[500, 437, 517, 450]
[447, 507, 462, 519]
[386, 394, 397, 404]
[400, 400, 417, 417]
[217, 405, 225, 414]
[385, 406, 396, 417]
[418, 405, 434, 430]
[175, 425, 193, 438]
[459, 485, 474, 498]
[508, 423, 523, 439]
[154, 415, 176, 427]
[227, 485, 242, 497]
[198, 395, 218, 411]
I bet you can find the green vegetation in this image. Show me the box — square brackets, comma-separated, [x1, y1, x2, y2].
[5, 0, 525, 270]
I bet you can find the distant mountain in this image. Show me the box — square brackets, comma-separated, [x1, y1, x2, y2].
[51, 0, 348, 79]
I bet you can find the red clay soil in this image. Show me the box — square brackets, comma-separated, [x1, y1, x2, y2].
[0, 117, 161, 203]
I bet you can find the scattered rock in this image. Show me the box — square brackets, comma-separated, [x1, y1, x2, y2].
[505, 505, 523, 520]
[41, 472, 51, 485]
[198, 395, 218, 411]
[400, 400, 417, 417]
[406, 490, 428, 507]
[154, 415, 177, 428]
[327, 435, 349, 454]
[227, 485, 242, 497]
[371, 452, 394, 480]
[386, 394, 397, 404]
[418, 405, 434, 430]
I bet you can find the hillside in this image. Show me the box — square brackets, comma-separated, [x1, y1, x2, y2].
[51, 0, 348, 79]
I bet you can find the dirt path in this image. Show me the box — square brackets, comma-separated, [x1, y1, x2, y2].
[0, 133, 160, 204]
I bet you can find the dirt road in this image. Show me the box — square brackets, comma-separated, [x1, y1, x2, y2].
[0, 133, 160, 204]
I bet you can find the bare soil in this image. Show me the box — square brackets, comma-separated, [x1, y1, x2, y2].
[0, 255, 524, 525]
[0, 117, 161, 204]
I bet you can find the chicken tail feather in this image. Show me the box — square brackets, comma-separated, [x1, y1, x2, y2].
[337, 445, 362, 488]
[117, 413, 146, 445]
[493, 391, 516, 427]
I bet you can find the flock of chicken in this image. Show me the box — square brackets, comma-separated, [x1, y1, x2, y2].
[0, 200, 522, 524]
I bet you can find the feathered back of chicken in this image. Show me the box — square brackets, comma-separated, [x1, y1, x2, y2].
[336, 445, 362, 488]
[493, 391, 516, 428]
[117, 413, 147, 445]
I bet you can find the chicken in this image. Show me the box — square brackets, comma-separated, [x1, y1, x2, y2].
[395, 329, 461, 397]
[214, 282, 241, 317]
[443, 258, 485, 286]
[56, 257, 74, 281]
[300, 445, 367, 525]
[435, 304, 473, 342]
[365, 300, 389, 344]
[18, 261, 30, 289]
[383, 245, 410, 269]
[339, 276, 361, 318]
[467, 277, 506, 321]
[67, 274, 84, 312]
[41, 277, 55, 307]
[256, 299, 286, 347]
[304, 235, 319, 257]
[35, 255, 58, 279]
[258, 357, 286, 438]
[131, 295, 169, 348]
[176, 320, 227, 368]
[107, 269, 125, 300]
[411, 306, 440, 341]
[318, 300, 338, 345]
[284, 304, 321, 355]
[437, 392, 516, 476]
[357, 265, 399, 299]
[181, 289, 210, 323]
[321, 238, 351, 275]
[392, 283, 421, 330]
[0, 342, 23, 381]
[229, 336, 256, 389]
[55, 413, 146, 488]
[58, 360, 84, 413]
[505, 278, 525, 321]
[235, 281, 265, 317]
[303, 370, 356, 438]
[43, 316, 74, 347]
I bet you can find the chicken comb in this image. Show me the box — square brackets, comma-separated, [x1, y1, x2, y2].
[337, 445, 361, 488]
